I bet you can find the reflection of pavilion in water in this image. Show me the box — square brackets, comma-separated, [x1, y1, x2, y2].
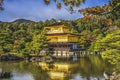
[38, 61, 78, 80]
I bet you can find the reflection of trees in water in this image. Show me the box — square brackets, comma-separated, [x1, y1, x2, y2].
[0, 56, 118, 80]
[115, 64, 120, 73]
[36, 56, 118, 80]
[0, 62, 49, 80]
[77, 55, 117, 80]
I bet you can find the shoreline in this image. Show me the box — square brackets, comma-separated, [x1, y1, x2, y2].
[0, 54, 23, 61]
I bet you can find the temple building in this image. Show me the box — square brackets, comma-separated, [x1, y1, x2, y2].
[44, 24, 80, 57]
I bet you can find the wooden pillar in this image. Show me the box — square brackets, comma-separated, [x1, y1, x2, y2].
[66, 51, 67, 57]
[61, 51, 62, 57]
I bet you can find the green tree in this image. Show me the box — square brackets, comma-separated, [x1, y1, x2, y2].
[90, 30, 120, 64]
[28, 29, 48, 55]
[0, 31, 13, 53]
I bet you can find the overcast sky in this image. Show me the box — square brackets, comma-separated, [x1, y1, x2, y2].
[0, 0, 109, 22]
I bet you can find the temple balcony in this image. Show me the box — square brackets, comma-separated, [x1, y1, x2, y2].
[46, 30, 71, 34]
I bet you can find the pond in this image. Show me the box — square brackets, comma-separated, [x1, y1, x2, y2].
[0, 55, 118, 80]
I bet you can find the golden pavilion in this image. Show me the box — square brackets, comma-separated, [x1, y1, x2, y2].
[44, 24, 80, 57]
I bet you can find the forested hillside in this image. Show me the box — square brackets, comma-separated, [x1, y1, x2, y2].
[0, 15, 120, 60]
[0, 0, 120, 64]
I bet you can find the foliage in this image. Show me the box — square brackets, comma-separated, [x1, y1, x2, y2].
[79, 5, 110, 16]
[90, 30, 120, 64]
[44, 0, 85, 13]
[30, 29, 48, 55]
[20, 49, 30, 57]
[46, 47, 54, 56]
[0, 0, 85, 13]
[79, 0, 120, 17]
[0, 21, 49, 57]
[76, 0, 120, 64]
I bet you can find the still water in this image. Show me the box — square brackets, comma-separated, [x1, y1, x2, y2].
[0, 55, 118, 80]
